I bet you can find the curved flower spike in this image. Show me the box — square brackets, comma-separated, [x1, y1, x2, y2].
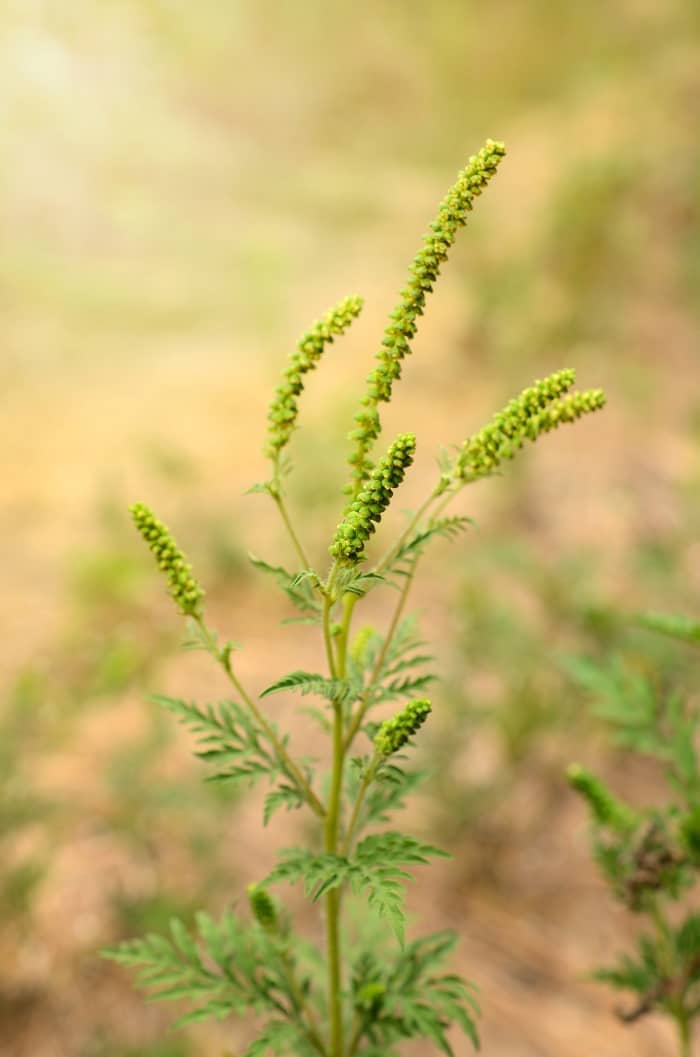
[455, 371, 606, 482]
[266, 294, 364, 461]
[375, 698, 432, 758]
[347, 140, 506, 495]
[130, 502, 205, 617]
[567, 763, 638, 835]
[330, 433, 416, 562]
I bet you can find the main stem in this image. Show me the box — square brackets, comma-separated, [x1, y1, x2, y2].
[323, 566, 357, 1057]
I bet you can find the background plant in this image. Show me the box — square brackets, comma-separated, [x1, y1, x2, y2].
[568, 612, 700, 1057]
[102, 140, 608, 1057]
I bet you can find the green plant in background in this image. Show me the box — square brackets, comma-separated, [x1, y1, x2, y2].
[568, 612, 700, 1057]
[103, 140, 606, 1056]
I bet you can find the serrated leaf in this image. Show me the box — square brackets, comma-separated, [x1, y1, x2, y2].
[355, 831, 449, 866]
[152, 695, 286, 789]
[341, 570, 387, 597]
[350, 929, 480, 1052]
[365, 763, 429, 826]
[389, 516, 474, 579]
[263, 784, 305, 826]
[102, 909, 302, 1031]
[376, 672, 436, 703]
[244, 1020, 310, 1057]
[249, 554, 321, 616]
[264, 848, 350, 899]
[260, 671, 352, 703]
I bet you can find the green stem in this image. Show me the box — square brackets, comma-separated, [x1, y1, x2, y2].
[195, 617, 325, 819]
[323, 563, 340, 679]
[649, 896, 675, 978]
[343, 554, 417, 753]
[677, 1008, 692, 1057]
[346, 1014, 365, 1057]
[648, 896, 692, 1057]
[341, 753, 379, 857]
[322, 570, 358, 1057]
[272, 491, 313, 571]
[279, 948, 328, 1056]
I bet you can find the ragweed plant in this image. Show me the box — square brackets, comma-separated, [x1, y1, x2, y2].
[103, 140, 606, 1056]
[568, 612, 700, 1057]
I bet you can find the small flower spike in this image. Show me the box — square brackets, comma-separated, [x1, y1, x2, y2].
[130, 502, 205, 617]
[347, 140, 506, 494]
[455, 370, 606, 482]
[247, 884, 279, 931]
[330, 433, 416, 562]
[567, 764, 638, 834]
[374, 698, 432, 758]
[266, 295, 364, 461]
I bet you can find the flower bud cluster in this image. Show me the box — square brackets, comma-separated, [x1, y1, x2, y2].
[130, 502, 205, 617]
[347, 140, 506, 494]
[374, 698, 432, 758]
[567, 764, 637, 834]
[455, 370, 606, 481]
[247, 884, 278, 931]
[330, 433, 416, 562]
[266, 295, 364, 460]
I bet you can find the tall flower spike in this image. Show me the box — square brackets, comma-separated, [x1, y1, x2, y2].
[266, 295, 364, 462]
[330, 433, 416, 563]
[454, 370, 606, 482]
[346, 139, 506, 495]
[567, 764, 638, 835]
[375, 698, 432, 757]
[130, 503, 205, 617]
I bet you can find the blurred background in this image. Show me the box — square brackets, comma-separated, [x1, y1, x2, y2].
[2, 1, 700, 1054]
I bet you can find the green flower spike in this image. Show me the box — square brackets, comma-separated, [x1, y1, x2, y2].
[567, 764, 638, 835]
[347, 139, 506, 495]
[266, 294, 364, 461]
[330, 433, 416, 562]
[247, 884, 279, 932]
[375, 698, 432, 758]
[455, 370, 606, 482]
[130, 502, 205, 617]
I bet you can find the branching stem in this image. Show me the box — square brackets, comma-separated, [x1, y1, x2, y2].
[194, 617, 325, 819]
[343, 553, 418, 754]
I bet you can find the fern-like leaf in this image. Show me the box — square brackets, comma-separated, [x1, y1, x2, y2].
[260, 671, 352, 703]
[249, 554, 321, 619]
[153, 695, 283, 786]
